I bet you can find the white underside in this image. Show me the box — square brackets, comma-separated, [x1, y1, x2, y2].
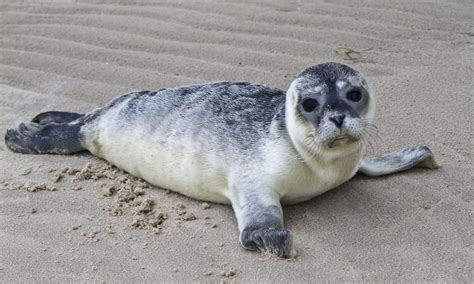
[84, 126, 362, 206]
[84, 122, 231, 204]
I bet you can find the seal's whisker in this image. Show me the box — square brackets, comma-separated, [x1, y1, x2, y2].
[362, 136, 376, 155]
[365, 129, 382, 143]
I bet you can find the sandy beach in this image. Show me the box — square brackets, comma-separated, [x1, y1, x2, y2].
[0, 0, 472, 282]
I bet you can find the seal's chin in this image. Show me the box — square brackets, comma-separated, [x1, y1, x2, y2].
[326, 134, 360, 148]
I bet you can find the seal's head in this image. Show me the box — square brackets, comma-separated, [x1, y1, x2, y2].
[286, 62, 376, 155]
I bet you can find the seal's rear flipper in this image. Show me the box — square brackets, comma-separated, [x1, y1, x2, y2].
[358, 145, 441, 177]
[5, 118, 85, 154]
[31, 111, 83, 125]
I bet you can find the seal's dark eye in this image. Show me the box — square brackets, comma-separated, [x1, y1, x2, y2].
[302, 98, 319, 112]
[346, 90, 362, 102]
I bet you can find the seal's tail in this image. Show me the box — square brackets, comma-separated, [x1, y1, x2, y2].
[5, 111, 86, 154]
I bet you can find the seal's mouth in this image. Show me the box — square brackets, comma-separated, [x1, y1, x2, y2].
[327, 134, 359, 148]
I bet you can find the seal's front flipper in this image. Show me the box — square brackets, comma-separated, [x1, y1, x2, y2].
[358, 145, 440, 177]
[230, 184, 292, 257]
[5, 120, 85, 155]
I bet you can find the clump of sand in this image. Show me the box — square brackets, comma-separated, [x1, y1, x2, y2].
[201, 202, 211, 210]
[57, 162, 119, 181]
[0, 181, 58, 192]
[175, 203, 197, 221]
[219, 269, 236, 277]
[101, 176, 168, 233]
[19, 168, 32, 176]
[63, 161, 171, 234]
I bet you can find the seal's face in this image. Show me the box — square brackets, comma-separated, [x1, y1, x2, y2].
[287, 63, 376, 153]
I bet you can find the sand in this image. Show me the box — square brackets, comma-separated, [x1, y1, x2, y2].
[0, 0, 472, 282]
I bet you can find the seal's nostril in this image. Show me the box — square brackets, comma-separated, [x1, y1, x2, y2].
[329, 114, 345, 128]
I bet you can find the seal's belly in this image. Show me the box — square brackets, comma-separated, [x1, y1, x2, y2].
[87, 129, 230, 203]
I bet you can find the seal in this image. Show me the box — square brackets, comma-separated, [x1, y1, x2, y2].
[5, 62, 439, 257]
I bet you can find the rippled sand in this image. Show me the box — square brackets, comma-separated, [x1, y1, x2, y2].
[0, 0, 472, 282]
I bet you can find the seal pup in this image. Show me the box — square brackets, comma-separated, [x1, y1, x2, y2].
[5, 62, 439, 257]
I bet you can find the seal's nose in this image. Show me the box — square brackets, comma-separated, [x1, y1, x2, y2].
[329, 114, 345, 128]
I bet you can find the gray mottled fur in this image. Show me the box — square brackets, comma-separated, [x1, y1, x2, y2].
[82, 82, 286, 156]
